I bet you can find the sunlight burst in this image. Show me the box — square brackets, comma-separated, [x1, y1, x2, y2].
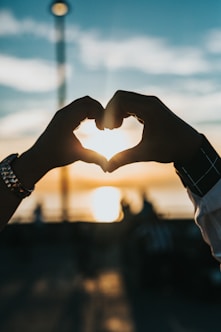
[74, 117, 143, 160]
[91, 186, 121, 222]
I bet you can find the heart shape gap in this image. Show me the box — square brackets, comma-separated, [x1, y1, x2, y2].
[74, 116, 144, 160]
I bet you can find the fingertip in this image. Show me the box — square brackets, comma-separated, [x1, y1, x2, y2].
[107, 148, 137, 172]
[99, 158, 109, 172]
[94, 155, 109, 172]
[103, 118, 124, 130]
[106, 159, 119, 173]
[106, 166, 117, 173]
[81, 149, 108, 170]
[95, 118, 104, 130]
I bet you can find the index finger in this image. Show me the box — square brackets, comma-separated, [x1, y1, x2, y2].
[59, 96, 105, 130]
[104, 90, 131, 129]
[104, 90, 173, 129]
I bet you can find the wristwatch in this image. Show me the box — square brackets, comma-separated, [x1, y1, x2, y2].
[0, 153, 34, 199]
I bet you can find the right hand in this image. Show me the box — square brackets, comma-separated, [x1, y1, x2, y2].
[103, 90, 203, 172]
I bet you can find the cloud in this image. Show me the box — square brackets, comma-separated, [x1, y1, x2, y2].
[2, 9, 221, 82]
[0, 10, 81, 42]
[0, 10, 19, 35]
[0, 10, 55, 41]
[0, 11, 72, 92]
[0, 109, 50, 139]
[0, 9, 213, 76]
[77, 33, 211, 75]
[205, 29, 221, 54]
[0, 54, 71, 92]
[138, 80, 221, 125]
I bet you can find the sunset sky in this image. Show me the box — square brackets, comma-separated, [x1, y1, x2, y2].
[1, 0, 221, 221]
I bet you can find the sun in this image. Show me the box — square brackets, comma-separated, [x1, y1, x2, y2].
[91, 186, 121, 222]
[74, 117, 143, 160]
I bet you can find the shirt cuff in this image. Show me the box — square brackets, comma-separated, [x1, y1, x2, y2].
[174, 134, 221, 197]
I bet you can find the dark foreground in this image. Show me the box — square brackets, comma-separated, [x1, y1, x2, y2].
[0, 216, 221, 332]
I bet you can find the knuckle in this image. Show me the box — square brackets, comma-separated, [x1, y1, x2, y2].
[113, 90, 126, 102]
[81, 95, 93, 103]
[54, 108, 65, 120]
[146, 95, 159, 103]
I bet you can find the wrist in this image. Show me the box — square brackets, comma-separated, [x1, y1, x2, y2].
[174, 130, 203, 164]
[12, 148, 50, 189]
[0, 154, 34, 199]
[174, 134, 221, 196]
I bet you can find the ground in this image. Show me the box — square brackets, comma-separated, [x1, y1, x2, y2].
[0, 221, 221, 332]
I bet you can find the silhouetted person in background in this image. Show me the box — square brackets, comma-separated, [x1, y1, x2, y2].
[33, 202, 44, 224]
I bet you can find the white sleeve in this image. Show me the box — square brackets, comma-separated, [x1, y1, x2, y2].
[188, 179, 221, 263]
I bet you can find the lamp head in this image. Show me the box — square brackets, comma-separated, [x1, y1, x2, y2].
[50, 1, 70, 16]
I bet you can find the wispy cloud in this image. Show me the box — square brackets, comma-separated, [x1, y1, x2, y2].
[0, 10, 73, 92]
[0, 10, 55, 40]
[0, 10, 81, 42]
[205, 29, 221, 53]
[0, 54, 72, 92]
[0, 9, 215, 77]
[0, 109, 50, 139]
[77, 33, 211, 75]
[138, 80, 221, 125]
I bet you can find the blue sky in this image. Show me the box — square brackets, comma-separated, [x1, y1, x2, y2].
[1, 0, 221, 145]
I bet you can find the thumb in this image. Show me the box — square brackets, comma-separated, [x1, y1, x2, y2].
[81, 148, 108, 172]
[107, 146, 142, 172]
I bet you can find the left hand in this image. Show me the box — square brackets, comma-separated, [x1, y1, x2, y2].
[15, 96, 107, 187]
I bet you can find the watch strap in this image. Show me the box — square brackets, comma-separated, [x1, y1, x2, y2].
[0, 154, 34, 199]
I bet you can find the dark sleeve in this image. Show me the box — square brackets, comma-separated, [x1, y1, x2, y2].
[174, 135, 221, 197]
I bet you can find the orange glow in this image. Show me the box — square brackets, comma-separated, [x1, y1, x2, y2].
[91, 186, 121, 222]
[74, 117, 143, 160]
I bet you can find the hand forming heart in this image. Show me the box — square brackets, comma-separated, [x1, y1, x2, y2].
[28, 91, 203, 185]
[24, 96, 108, 186]
[71, 90, 202, 173]
[101, 90, 202, 172]
[0, 91, 203, 227]
[69, 90, 203, 174]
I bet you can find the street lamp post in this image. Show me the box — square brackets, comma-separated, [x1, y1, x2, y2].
[50, 0, 70, 221]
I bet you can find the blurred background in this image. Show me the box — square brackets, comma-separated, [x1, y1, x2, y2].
[1, 1, 221, 331]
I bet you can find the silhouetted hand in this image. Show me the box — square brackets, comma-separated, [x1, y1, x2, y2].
[15, 96, 107, 187]
[0, 96, 108, 227]
[104, 90, 203, 172]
